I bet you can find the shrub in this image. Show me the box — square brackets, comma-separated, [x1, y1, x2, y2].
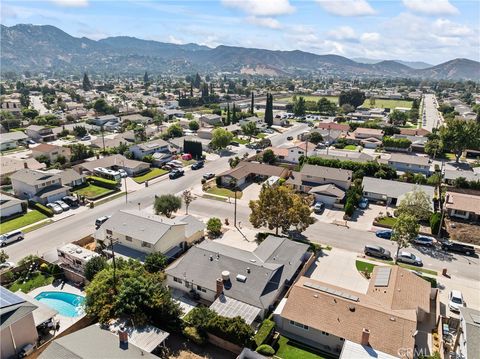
[430, 212, 442, 235]
[254, 319, 275, 346]
[206, 217, 222, 238]
[344, 200, 355, 217]
[256, 344, 275, 356]
[215, 176, 222, 187]
[383, 136, 412, 149]
[306, 157, 397, 180]
[28, 201, 54, 217]
[84, 256, 108, 281]
[40, 263, 49, 272]
[144, 252, 167, 273]
[183, 326, 206, 345]
[87, 176, 119, 189]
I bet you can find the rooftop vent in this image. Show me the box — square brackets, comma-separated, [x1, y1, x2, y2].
[221, 271, 230, 281]
[236, 274, 247, 283]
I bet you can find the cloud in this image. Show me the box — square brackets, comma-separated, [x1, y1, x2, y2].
[327, 26, 357, 41]
[50, 0, 89, 7]
[246, 16, 282, 29]
[316, 0, 376, 16]
[360, 32, 380, 42]
[402, 0, 459, 16]
[221, 0, 295, 16]
[168, 35, 185, 45]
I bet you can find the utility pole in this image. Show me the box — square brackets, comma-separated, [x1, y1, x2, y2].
[101, 124, 105, 153]
[121, 160, 128, 205]
[107, 235, 117, 294]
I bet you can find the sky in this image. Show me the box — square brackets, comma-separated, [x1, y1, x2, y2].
[2, 0, 479, 64]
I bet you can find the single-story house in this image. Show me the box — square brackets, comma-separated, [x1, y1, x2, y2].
[74, 154, 150, 177]
[90, 114, 120, 127]
[287, 164, 352, 193]
[444, 170, 480, 185]
[316, 122, 350, 132]
[163, 109, 185, 119]
[382, 153, 431, 175]
[273, 266, 435, 357]
[54, 169, 86, 188]
[121, 114, 152, 124]
[31, 143, 72, 163]
[0, 194, 25, 218]
[362, 177, 435, 206]
[0, 132, 29, 151]
[347, 128, 384, 149]
[129, 139, 171, 160]
[456, 307, 480, 359]
[399, 128, 430, 137]
[308, 183, 346, 206]
[314, 150, 376, 163]
[197, 128, 214, 140]
[1, 100, 22, 117]
[89, 137, 128, 150]
[445, 191, 480, 222]
[200, 114, 223, 127]
[239, 116, 267, 130]
[393, 134, 428, 153]
[218, 161, 289, 187]
[274, 142, 316, 164]
[165, 236, 311, 323]
[25, 125, 56, 142]
[167, 136, 210, 153]
[95, 210, 205, 261]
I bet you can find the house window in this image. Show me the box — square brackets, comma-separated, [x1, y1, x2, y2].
[454, 210, 467, 216]
[74, 259, 82, 266]
[289, 320, 309, 330]
[340, 338, 345, 341]
[196, 285, 207, 293]
[173, 277, 182, 283]
[321, 331, 330, 336]
[125, 236, 132, 242]
[142, 241, 152, 248]
[106, 229, 112, 235]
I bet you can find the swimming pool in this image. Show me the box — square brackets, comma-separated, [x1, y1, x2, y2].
[34, 291, 85, 317]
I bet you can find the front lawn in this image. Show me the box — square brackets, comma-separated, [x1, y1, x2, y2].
[376, 217, 397, 227]
[355, 260, 376, 275]
[344, 145, 358, 151]
[73, 184, 115, 199]
[9, 272, 54, 293]
[205, 185, 243, 199]
[276, 336, 330, 359]
[0, 210, 47, 234]
[133, 168, 168, 183]
[362, 99, 413, 109]
[356, 260, 437, 284]
[233, 137, 250, 144]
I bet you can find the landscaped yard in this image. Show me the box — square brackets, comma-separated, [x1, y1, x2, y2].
[344, 144, 358, 151]
[9, 272, 54, 293]
[355, 260, 376, 276]
[362, 99, 413, 109]
[0, 210, 47, 234]
[233, 136, 250, 144]
[376, 216, 397, 227]
[276, 95, 338, 104]
[205, 185, 243, 199]
[133, 168, 168, 183]
[73, 184, 115, 199]
[276, 336, 330, 359]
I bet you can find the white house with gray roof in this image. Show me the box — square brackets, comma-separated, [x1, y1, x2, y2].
[287, 164, 353, 192]
[95, 210, 205, 261]
[0, 131, 28, 151]
[165, 236, 310, 323]
[129, 139, 171, 160]
[362, 177, 435, 206]
[456, 307, 480, 359]
[383, 153, 431, 175]
[9, 169, 69, 204]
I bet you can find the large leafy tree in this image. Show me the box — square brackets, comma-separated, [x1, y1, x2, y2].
[392, 214, 419, 263]
[84, 259, 182, 326]
[264, 93, 273, 127]
[293, 96, 306, 116]
[317, 97, 336, 115]
[249, 184, 313, 235]
[339, 89, 366, 108]
[396, 187, 432, 221]
[167, 123, 183, 138]
[241, 121, 257, 142]
[308, 132, 323, 145]
[389, 110, 408, 126]
[144, 252, 168, 273]
[154, 194, 182, 218]
[84, 256, 108, 282]
[210, 128, 233, 150]
[440, 118, 480, 163]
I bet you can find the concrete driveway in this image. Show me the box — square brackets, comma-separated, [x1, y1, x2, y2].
[348, 204, 387, 231]
[305, 248, 370, 294]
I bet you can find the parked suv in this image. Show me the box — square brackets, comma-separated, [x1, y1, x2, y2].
[95, 215, 111, 229]
[169, 168, 185, 179]
[395, 251, 423, 266]
[0, 230, 24, 247]
[441, 241, 475, 256]
[191, 161, 204, 170]
[364, 245, 391, 260]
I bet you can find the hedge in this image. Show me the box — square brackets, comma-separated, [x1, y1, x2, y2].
[430, 212, 442, 235]
[87, 176, 120, 190]
[383, 136, 412, 149]
[28, 201, 54, 217]
[254, 319, 275, 347]
[256, 344, 275, 356]
[305, 157, 397, 180]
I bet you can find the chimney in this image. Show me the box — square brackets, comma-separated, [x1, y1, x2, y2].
[118, 325, 128, 349]
[361, 328, 370, 347]
[215, 278, 223, 299]
[24, 162, 28, 169]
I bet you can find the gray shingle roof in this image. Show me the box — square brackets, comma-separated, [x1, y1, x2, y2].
[301, 164, 352, 182]
[9, 169, 61, 186]
[459, 307, 480, 359]
[0, 131, 28, 144]
[0, 287, 37, 330]
[166, 236, 309, 309]
[362, 177, 435, 199]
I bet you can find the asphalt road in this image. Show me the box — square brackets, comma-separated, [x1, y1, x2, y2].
[422, 94, 442, 131]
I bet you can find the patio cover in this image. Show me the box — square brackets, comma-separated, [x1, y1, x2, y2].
[209, 295, 261, 325]
[14, 291, 58, 326]
[108, 319, 169, 353]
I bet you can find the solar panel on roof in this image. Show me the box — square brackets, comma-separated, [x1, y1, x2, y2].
[374, 267, 391, 287]
[303, 282, 359, 302]
[0, 287, 25, 308]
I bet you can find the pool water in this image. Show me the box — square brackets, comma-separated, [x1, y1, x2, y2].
[34, 291, 85, 317]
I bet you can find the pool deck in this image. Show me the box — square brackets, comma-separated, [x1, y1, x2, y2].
[28, 281, 85, 334]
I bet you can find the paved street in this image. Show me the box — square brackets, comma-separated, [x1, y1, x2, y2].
[422, 94, 442, 131]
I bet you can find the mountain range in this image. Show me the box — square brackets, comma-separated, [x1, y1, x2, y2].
[1, 24, 479, 80]
[352, 58, 434, 69]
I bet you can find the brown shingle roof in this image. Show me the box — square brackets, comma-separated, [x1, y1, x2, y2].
[282, 276, 417, 357]
[445, 191, 480, 215]
[219, 162, 289, 180]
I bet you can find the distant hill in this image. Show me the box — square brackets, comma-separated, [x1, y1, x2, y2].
[353, 58, 434, 69]
[1, 24, 479, 80]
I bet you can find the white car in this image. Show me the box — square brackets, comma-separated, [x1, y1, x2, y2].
[395, 251, 423, 266]
[118, 169, 128, 178]
[0, 262, 16, 270]
[46, 203, 63, 214]
[449, 290, 465, 312]
[55, 200, 70, 211]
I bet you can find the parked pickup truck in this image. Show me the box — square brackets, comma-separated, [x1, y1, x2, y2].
[441, 241, 475, 256]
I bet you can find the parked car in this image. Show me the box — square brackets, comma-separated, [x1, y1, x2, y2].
[358, 198, 369, 209]
[118, 169, 128, 178]
[448, 290, 465, 312]
[80, 135, 91, 141]
[313, 202, 325, 214]
[46, 203, 63, 214]
[191, 161, 204, 170]
[230, 141, 240, 147]
[203, 173, 215, 180]
[0, 230, 24, 247]
[27, 139, 36, 145]
[414, 235, 435, 247]
[95, 215, 111, 229]
[395, 251, 423, 266]
[169, 169, 185, 179]
[287, 136, 293, 140]
[364, 245, 391, 260]
[62, 196, 79, 207]
[441, 241, 475, 256]
[375, 229, 393, 239]
[55, 200, 70, 211]
[0, 261, 16, 270]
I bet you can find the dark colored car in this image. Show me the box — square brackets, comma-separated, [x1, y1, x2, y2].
[230, 141, 240, 147]
[203, 173, 215, 180]
[62, 196, 79, 207]
[191, 161, 204, 170]
[441, 241, 475, 256]
[169, 169, 185, 179]
[287, 136, 293, 140]
[375, 229, 393, 239]
[364, 245, 391, 260]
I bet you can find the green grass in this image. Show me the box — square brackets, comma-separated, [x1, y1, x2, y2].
[23, 220, 54, 233]
[133, 168, 168, 183]
[344, 144, 358, 151]
[368, 257, 438, 276]
[205, 186, 243, 199]
[277, 95, 338, 104]
[376, 217, 397, 227]
[276, 336, 329, 359]
[95, 192, 126, 206]
[445, 153, 456, 160]
[254, 319, 275, 347]
[362, 99, 413, 109]
[202, 194, 228, 202]
[356, 260, 437, 286]
[256, 133, 267, 139]
[8, 272, 54, 293]
[232, 137, 250, 144]
[0, 210, 47, 234]
[73, 184, 115, 199]
[355, 260, 376, 275]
